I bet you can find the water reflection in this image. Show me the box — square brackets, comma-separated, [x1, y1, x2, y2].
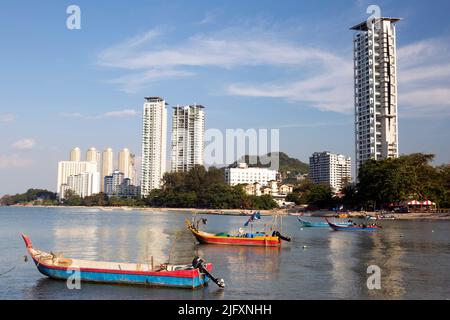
[366, 225, 406, 299]
[328, 232, 361, 298]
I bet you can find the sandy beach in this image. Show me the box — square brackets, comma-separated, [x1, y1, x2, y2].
[8, 204, 450, 220]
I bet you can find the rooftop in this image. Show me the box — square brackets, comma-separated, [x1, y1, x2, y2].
[350, 17, 402, 31]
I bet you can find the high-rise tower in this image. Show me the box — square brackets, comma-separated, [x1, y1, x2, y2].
[141, 97, 167, 196]
[70, 147, 81, 162]
[101, 148, 113, 192]
[171, 105, 205, 172]
[351, 17, 401, 175]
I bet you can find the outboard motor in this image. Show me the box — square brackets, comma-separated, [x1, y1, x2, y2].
[272, 231, 291, 242]
[192, 256, 225, 288]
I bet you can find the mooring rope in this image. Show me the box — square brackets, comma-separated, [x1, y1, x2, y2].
[0, 266, 16, 277]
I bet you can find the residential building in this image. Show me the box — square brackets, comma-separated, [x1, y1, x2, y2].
[86, 147, 101, 165]
[101, 148, 113, 192]
[57, 161, 99, 199]
[309, 152, 351, 192]
[117, 178, 141, 197]
[118, 148, 136, 183]
[141, 97, 167, 196]
[70, 147, 81, 162]
[64, 171, 100, 198]
[224, 163, 278, 186]
[104, 170, 124, 196]
[171, 105, 205, 172]
[351, 18, 401, 174]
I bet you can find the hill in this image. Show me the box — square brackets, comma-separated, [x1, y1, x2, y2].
[229, 152, 309, 175]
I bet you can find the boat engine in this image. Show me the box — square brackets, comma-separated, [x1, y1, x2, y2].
[192, 256, 225, 288]
[272, 231, 291, 242]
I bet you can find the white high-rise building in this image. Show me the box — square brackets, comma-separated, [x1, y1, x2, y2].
[309, 152, 352, 193]
[64, 171, 100, 199]
[171, 105, 205, 172]
[118, 148, 135, 182]
[57, 161, 99, 198]
[70, 147, 81, 162]
[101, 148, 113, 192]
[351, 18, 401, 175]
[224, 163, 278, 187]
[141, 97, 167, 196]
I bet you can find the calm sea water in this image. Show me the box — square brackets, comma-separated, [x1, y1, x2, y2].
[0, 207, 449, 300]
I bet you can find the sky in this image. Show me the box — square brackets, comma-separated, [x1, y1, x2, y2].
[1, 0, 450, 195]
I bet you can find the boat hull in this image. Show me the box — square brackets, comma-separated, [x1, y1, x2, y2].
[192, 231, 281, 247]
[326, 220, 379, 232]
[187, 222, 281, 247]
[297, 218, 352, 228]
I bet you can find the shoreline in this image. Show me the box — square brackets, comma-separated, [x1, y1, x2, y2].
[3, 204, 450, 220]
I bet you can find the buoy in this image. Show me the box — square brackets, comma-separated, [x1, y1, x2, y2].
[303, 245, 307, 249]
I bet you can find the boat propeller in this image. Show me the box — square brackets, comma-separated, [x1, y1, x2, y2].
[272, 231, 291, 242]
[192, 256, 225, 289]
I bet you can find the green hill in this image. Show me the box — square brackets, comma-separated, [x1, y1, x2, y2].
[229, 152, 309, 175]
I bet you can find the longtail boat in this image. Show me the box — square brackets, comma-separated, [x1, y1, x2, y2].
[21, 234, 224, 289]
[186, 216, 291, 247]
[297, 217, 353, 228]
[326, 219, 380, 232]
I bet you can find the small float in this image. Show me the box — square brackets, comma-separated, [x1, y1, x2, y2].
[21, 234, 224, 289]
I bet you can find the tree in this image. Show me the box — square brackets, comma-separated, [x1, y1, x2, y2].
[61, 190, 82, 206]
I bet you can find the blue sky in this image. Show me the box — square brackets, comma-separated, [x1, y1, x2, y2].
[1, 0, 450, 195]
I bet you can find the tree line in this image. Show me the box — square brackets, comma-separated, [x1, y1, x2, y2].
[286, 153, 449, 211]
[1, 166, 278, 210]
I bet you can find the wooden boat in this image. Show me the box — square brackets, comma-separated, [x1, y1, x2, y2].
[186, 219, 289, 247]
[21, 234, 224, 289]
[326, 219, 379, 232]
[297, 217, 353, 228]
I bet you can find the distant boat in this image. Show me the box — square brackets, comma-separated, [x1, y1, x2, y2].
[326, 219, 379, 232]
[297, 217, 353, 228]
[186, 218, 290, 247]
[21, 234, 224, 289]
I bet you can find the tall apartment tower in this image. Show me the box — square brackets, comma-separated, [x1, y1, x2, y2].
[141, 97, 167, 196]
[118, 148, 136, 182]
[70, 147, 81, 162]
[309, 152, 352, 193]
[86, 147, 101, 172]
[101, 148, 114, 192]
[351, 18, 401, 175]
[171, 105, 205, 172]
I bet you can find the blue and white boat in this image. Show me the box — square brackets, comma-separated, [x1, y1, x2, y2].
[22, 234, 224, 289]
[297, 217, 353, 228]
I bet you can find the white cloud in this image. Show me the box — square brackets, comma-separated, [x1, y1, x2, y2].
[0, 114, 15, 123]
[97, 27, 347, 95]
[397, 37, 450, 117]
[103, 109, 138, 118]
[98, 25, 450, 117]
[107, 69, 195, 93]
[12, 138, 36, 150]
[60, 109, 140, 119]
[0, 154, 33, 168]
